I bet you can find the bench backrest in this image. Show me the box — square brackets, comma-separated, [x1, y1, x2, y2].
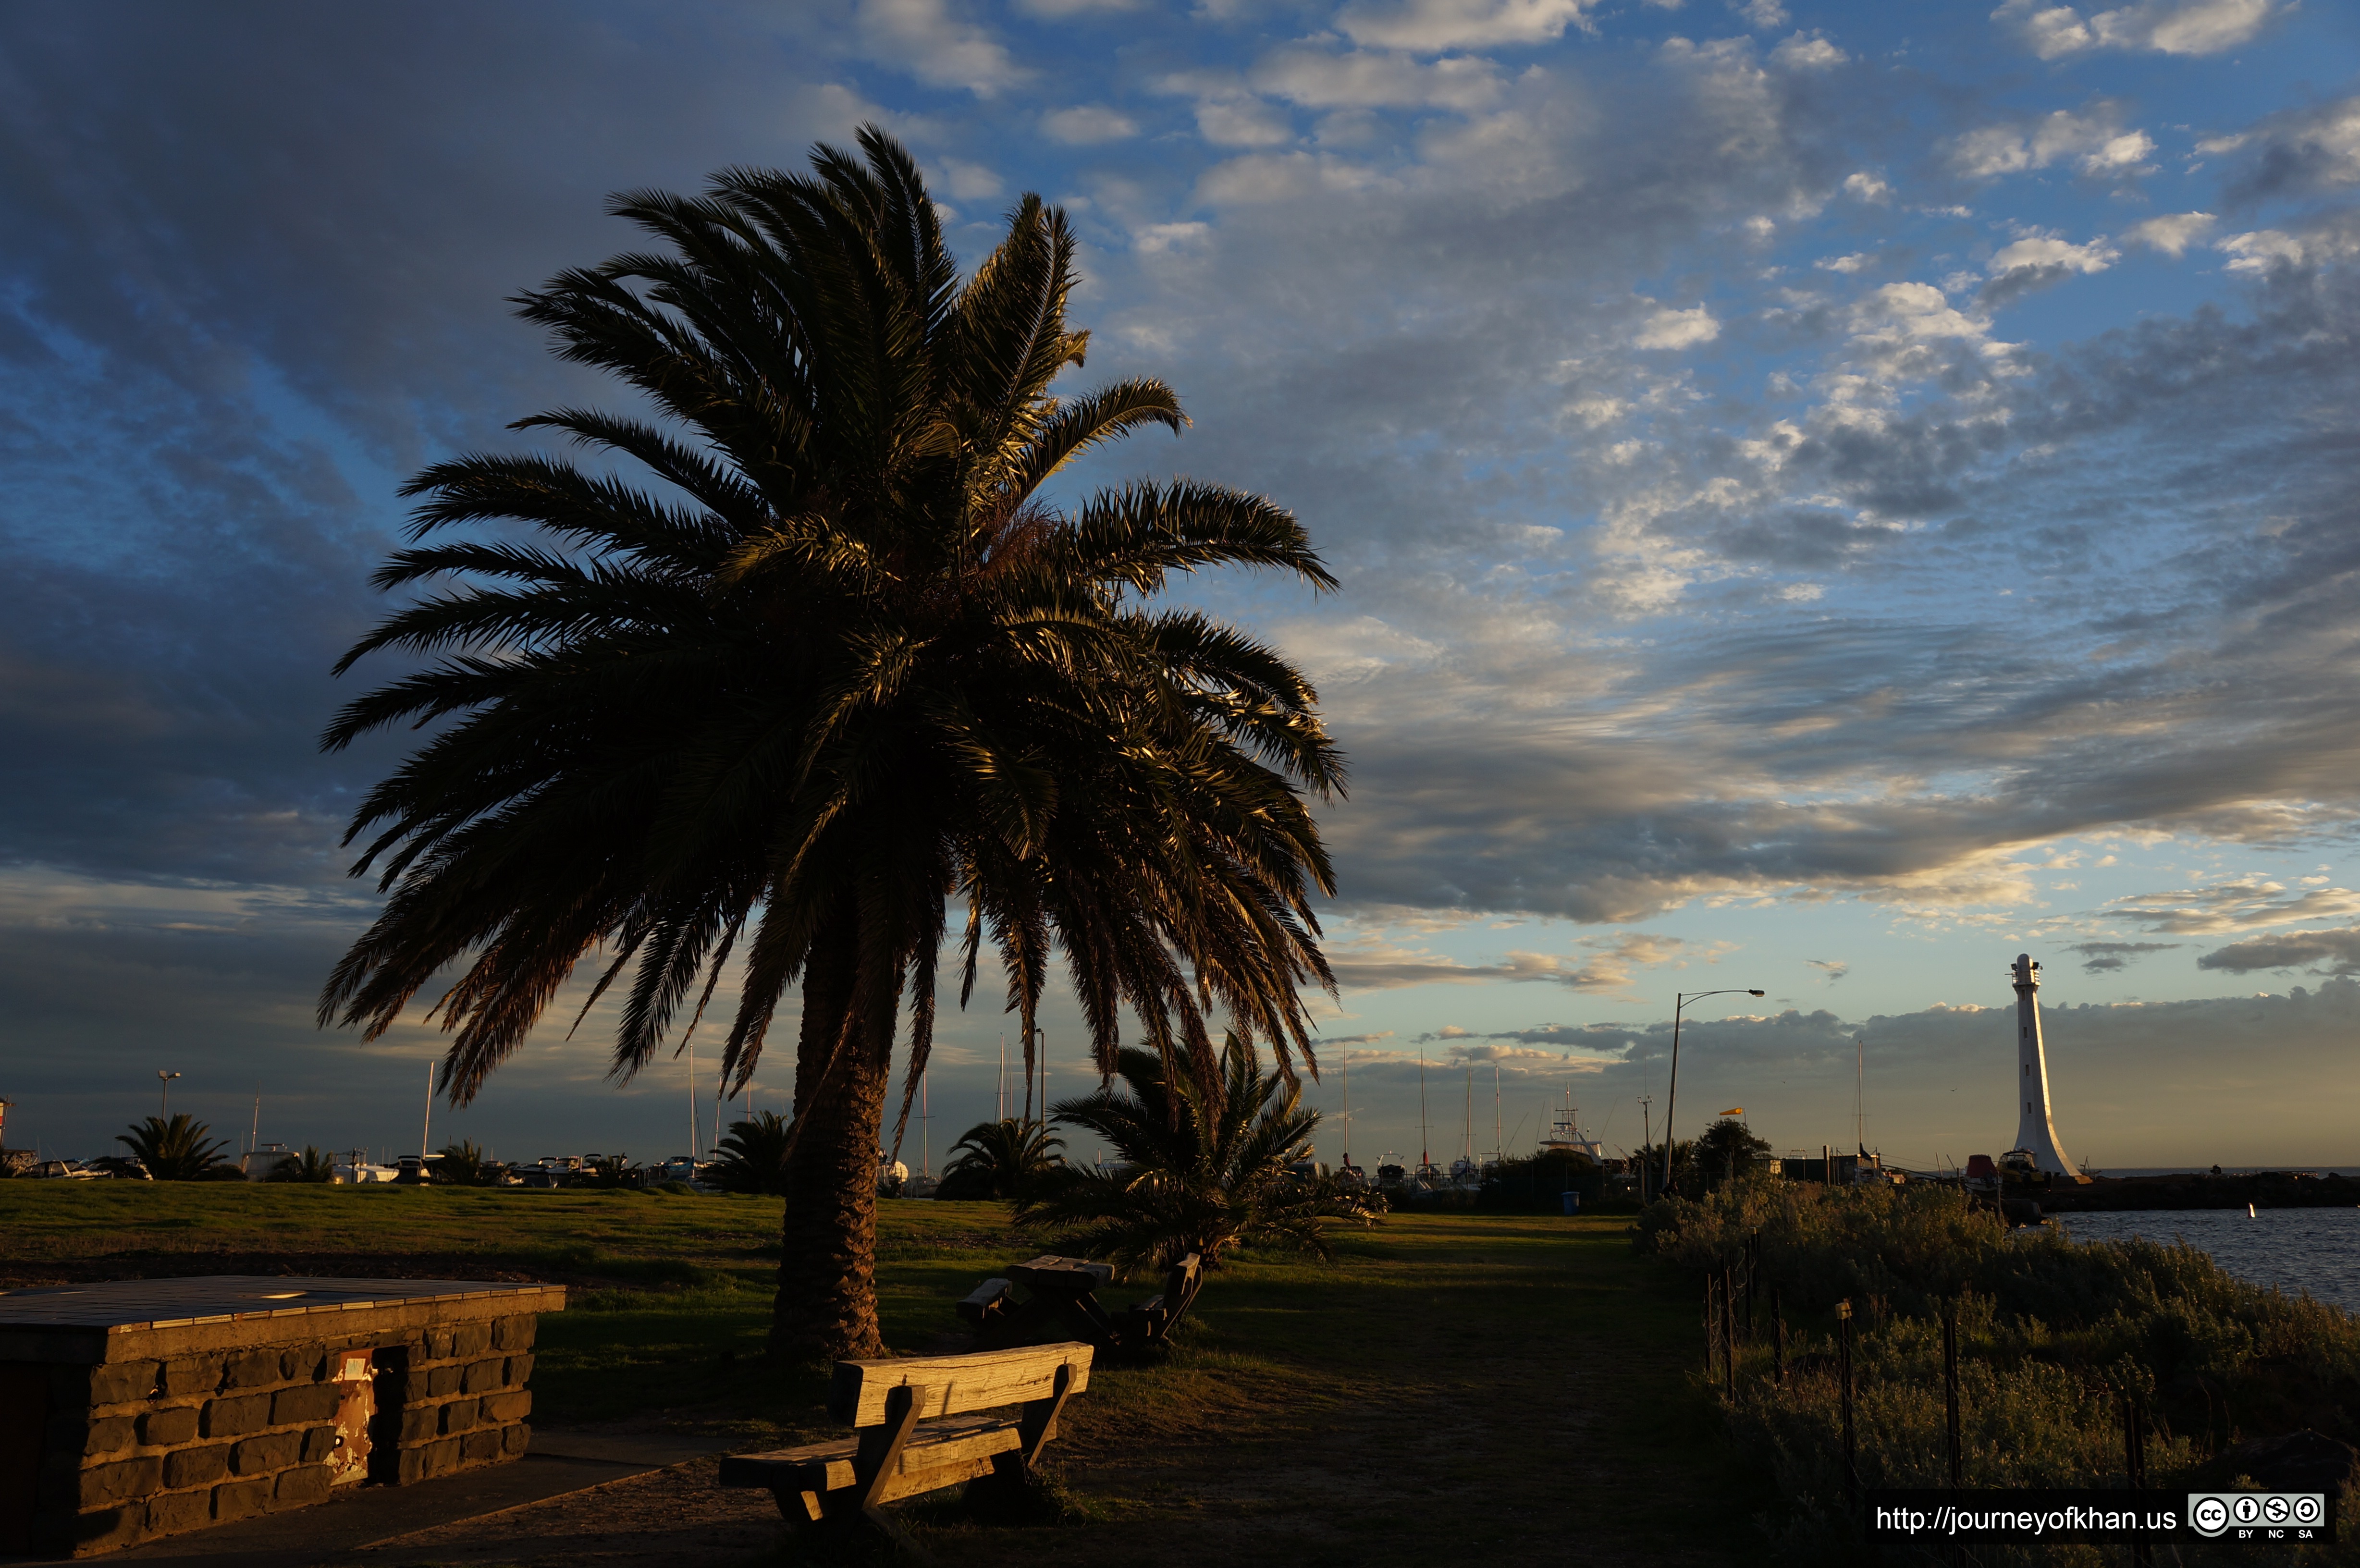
[827, 1340, 1094, 1427]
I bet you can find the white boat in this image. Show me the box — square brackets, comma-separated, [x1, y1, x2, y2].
[1538, 1091, 1605, 1163]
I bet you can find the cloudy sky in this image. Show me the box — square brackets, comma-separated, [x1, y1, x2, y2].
[3, 0, 2358, 1172]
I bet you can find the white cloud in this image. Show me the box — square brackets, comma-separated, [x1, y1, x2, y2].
[1196, 98, 1295, 147]
[1040, 104, 1138, 144]
[1769, 31, 1847, 68]
[1328, 932, 1688, 993]
[1132, 220, 1212, 255]
[1950, 109, 2151, 180]
[2109, 881, 2360, 935]
[1992, 0, 2284, 58]
[1335, 0, 1598, 51]
[1988, 233, 2119, 277]
[1980, 232, 2120, 304]
[1252, 48, 1507, 110]
[2124, 212, 2216, 257]
[1636, 305, 1721, 350]
[2082, 130, 2157, 174]
[1015, 0, 1136, 12]
[932, 156, 1003, 200]
[854, 0, 1023, 95]
[2211, 226, 2360, 272]
[2216, 229, 2303, 271]
[1740, 0, 1790, 26]
[1849, 281, 1991, 345]
[1817, 253, 1873, 273]
[1194, 150, 1398, 205]
[1842, 171, 1893, 203]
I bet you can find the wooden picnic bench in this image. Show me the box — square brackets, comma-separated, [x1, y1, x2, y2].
[717, 1340, 1092, 1551]
[958, 1252, 1204, 1356]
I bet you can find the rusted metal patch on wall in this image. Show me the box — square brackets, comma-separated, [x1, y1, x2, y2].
[331, 1349, 374, 1485]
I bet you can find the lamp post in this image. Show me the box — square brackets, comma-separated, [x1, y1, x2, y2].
[156, 1070, 182, 1120]
[1660, 989, 1765, 1200]
[1637, 1094, 1654, 1200]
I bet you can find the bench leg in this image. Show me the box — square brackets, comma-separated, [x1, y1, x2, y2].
[1016, 1362, 1074, 1467]
[850, 1383, 936, 1563]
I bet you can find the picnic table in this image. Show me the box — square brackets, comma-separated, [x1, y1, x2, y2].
[957, 1252, 1203, 1356]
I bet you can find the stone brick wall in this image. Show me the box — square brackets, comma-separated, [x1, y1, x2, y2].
[26, 1313, 537, 1557]
[392, 1315, 538, 1485]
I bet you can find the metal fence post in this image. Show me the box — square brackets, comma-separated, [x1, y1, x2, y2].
[1721, 1262, 1736, 1400]
[2126, 1389, 2152, 1568]
[1838, 1298, 1857, 1513]
[1943, 1305, 1962, 1490]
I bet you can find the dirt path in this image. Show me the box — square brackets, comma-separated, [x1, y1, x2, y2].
[324, 1458, 781, 1568]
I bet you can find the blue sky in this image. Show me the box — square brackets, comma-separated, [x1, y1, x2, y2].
[3, 0, 2359, 1172]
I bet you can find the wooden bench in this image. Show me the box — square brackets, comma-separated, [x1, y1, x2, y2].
[959, 1253, 1204, 1356]
[717, 1341, 1091, 1551]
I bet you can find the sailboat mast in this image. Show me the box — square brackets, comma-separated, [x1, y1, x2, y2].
[1856, 1033, 1865, 1155]
[1463, 1069, 1472, 1164]
[1493, 1066, 1501, 1163]
[1342, 1051, 1350, 1167]
[1419, 1049, 1429, 1170]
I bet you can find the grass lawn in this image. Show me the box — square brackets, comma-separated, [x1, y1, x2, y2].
[0, 1184, 1760, 1565]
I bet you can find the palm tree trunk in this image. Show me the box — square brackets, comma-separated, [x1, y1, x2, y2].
[769, 906, 891, 1362]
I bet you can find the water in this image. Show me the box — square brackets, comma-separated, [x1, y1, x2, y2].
[2057, 1206, 2360, 1314]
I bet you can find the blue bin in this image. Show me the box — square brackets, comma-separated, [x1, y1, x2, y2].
[1561, 1190, 1581, 1214]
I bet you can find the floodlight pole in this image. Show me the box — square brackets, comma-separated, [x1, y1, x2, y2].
[1637, 1094, 1654, 1200]
[157, 1071, 181, 1120]
[1660, 988, 1765, 1200]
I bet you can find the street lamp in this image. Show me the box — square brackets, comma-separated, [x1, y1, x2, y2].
[1636, 1094, 1654, 1200]
[1660, 989, 1765, 1200]
[156, 1071, 182, 1120]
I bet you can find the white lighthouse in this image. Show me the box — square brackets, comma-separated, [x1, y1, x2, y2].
[2008, 954, 2088, 1182]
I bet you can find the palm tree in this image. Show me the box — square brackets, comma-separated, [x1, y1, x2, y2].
[317, 128, 1343, 1362]
[267, 1145, 337, 1183]
[430, 1139, 497, 1186]
[116, 1115, 231, 1181]
[1019, 1036, 1386, 1272]
[711, 1111, 792, 1195]
[936, 1117, 1065, 1200]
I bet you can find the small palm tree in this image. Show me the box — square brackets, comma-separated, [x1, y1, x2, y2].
[937, 1119, 1065, 1200]
[1019, 1036, 1385, 1272]
[116, 1115, 231, 1181]
[430, 1140, 497, 1186]
[711, 1112, 792, 1195]
[267, 1145, 336, 1183]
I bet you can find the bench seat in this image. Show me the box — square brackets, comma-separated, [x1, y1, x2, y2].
[718, 1409, 1033, 1507]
